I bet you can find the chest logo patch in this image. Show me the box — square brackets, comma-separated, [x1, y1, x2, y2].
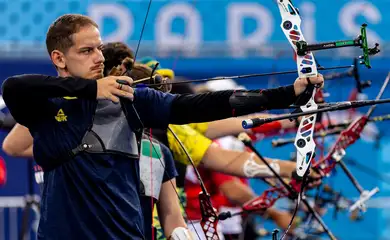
[55, 109, 67, 122]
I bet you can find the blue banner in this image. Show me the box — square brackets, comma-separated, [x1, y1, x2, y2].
[0, 0, 389, 58]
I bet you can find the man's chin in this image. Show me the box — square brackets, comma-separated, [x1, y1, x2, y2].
[89, 72, 104, 80]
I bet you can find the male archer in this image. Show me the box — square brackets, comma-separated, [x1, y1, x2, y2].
[2, 14, 323, 240]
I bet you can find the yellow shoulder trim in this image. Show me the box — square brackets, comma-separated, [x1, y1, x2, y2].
[187, 122, 209, 135]
[167, 124, 212, 166]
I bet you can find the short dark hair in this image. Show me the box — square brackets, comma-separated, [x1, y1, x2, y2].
[46, 14, 98, 55]
[102, 42, 135, 75]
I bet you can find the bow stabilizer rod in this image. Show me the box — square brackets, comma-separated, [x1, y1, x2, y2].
[272, 114, 390, 147]
[272, 128, 345, 148]
[242, 98, 390, 129]
[144, 65, 352, 87]
[296, 24, 380, 68]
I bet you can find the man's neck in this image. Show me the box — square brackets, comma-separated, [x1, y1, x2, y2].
[57, 70, 72, 78]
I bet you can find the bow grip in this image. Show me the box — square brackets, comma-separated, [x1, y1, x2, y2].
[295, 83, 316, 106]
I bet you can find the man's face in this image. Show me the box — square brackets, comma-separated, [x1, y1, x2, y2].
[62, 25, 105, 79]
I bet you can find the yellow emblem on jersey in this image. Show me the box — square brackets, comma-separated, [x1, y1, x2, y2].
[55, 109, 67, 122]
[63, 96, 78, 100]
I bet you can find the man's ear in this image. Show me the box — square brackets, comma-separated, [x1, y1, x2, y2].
[51, 50, 66, 69]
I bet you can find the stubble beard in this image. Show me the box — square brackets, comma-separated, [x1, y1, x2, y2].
[91, 70, 104, 80]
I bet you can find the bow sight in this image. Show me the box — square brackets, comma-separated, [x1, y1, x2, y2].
[295, 24, 380, 68]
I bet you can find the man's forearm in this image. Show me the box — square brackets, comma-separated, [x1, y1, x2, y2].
[202, 145, 293, 179]
[271, 159, 294, 178]
[158, 180, 188, 238]
[161, 211, 188, 238]
[205, 113, 283, 139]
[4, 145, 33, 158]
[169, 85, 296, 124]
[265, 208, 295, 230]
[3, 124, 34, 158]
[220, 180, 256, 205]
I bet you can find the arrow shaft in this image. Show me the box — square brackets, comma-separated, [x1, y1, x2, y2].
[243, 98, 390, 129]
[143, 65, 353, 87]
[272, 114, 390, 147]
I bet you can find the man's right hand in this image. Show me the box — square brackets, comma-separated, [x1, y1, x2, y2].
[96, 76, 134, 103]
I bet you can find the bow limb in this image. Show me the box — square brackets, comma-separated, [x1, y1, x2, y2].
[277, 0, 319, 177]
[276, 2, 323, 239]
[118, 2, 212, 239]
[128, 0, 222, 236]
[144, 65, 352, 88]
[167, 127, 220, 240]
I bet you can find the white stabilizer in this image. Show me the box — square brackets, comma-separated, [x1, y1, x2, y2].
[331, 148, 346, 162]
[349, 187, 380, 212]
[243, 153, 280, 178]
[170, 227, 196, 240]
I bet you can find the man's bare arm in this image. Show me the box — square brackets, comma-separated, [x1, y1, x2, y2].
[201, 144, 295, 178]
[219, 178, 256, 205]
[3, 124, 34, 158]
[157, 179, 189, 238]
[204, 114, 296, 139]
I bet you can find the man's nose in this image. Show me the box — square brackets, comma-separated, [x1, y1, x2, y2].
[95, 49, 105, 63]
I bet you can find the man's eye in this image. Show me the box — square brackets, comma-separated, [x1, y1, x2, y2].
[82, 49, 92, 54]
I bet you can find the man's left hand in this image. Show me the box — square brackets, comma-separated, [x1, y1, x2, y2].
[294, 74, 324, 96]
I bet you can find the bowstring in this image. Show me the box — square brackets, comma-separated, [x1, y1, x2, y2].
[124, 0, 203, 238]
[146, 131, 202, 240]
[135, 0, 217, 235]
[166, 127, 216, 239]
